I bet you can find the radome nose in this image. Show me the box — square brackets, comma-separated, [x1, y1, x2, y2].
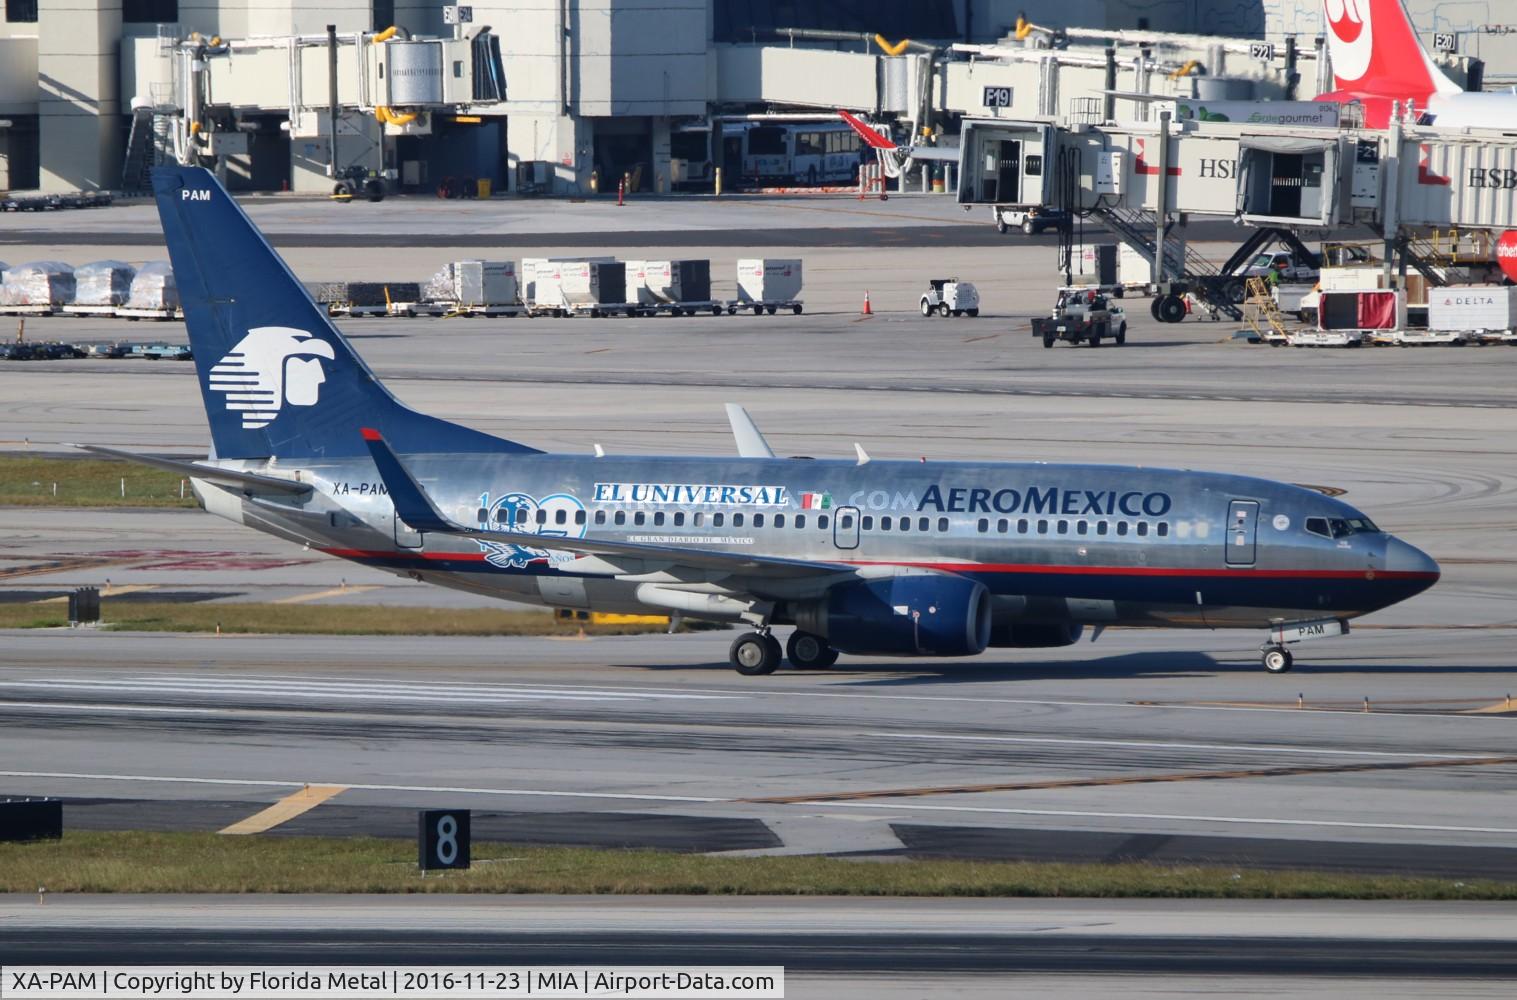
[1384, 537, 1440, 591]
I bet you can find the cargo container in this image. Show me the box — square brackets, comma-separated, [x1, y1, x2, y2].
[0, 261, 75, 312]
[522, 257, 617, 311]
[117, 261, 180, 319]
[732, 258, 803, 314]
[67, 260, 136, 314]
[625, 259, 714, 311]
[1427, 285, 1517, 333]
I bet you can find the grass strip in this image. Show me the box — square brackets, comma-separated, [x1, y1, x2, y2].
[0, 455, 199, 508]
[0, 601, 683, 636]
[1, 831, 1511, 898]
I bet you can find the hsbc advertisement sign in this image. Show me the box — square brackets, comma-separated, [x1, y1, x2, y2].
[1114, 132, 1243, 215]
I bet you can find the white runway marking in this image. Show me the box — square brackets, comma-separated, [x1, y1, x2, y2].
[864, 732, 1500, 761]
[0, 675, 737, 706]
[0, 770, 720, 804]
[818, 800, 1517, 836]
[0, 700, 220, 715]
[4, 767, 1515, 836]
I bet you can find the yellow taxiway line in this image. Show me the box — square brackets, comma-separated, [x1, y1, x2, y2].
[272, 585, 380, 605]
[219, 784, 348, 835]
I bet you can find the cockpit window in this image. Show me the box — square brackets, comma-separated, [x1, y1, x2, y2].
[1306, 515, 1378, 539]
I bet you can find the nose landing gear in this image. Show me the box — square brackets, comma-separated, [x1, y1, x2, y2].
[1258, 618, 1349, 674]
[1261, 646, 1294, 673]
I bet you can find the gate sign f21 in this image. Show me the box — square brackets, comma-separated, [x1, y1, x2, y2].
[982, 86, 1013, 109]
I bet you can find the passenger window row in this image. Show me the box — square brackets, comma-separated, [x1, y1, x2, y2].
[973, 516, 1170, 538]
[587, 510, 832, 531]
[487, 506, 1173, 539]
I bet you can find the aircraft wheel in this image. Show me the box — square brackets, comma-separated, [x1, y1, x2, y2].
[1262, 646, 1293, 674]
[786, 630, 838, 669]
[1157, 295, 1187, 324]
[1149, 297, 1163, 320]
[731, 632, 781, 676]
[1225, 279, 1246, 304]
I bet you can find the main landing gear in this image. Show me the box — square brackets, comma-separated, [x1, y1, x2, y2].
[730, 629, 839, 674]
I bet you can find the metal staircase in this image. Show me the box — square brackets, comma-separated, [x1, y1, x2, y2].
[1243, 276, 1290, 344]
[1093, 204, 1246, 320]
[121, 97, 176, 196]
[1393, 234, 1453, 288]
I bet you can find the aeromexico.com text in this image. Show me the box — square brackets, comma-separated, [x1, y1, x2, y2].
[590, 482, 1172, 517]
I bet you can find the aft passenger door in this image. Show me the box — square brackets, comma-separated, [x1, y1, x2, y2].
[832, 506, 860, 550]
[1225, 500, 1259, 566]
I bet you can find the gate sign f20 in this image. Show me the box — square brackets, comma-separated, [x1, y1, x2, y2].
[418, 809, 471, 871]
[982, 86, 1013, 109]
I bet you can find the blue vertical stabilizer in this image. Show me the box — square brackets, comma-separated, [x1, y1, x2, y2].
[152, 166, 539, 460]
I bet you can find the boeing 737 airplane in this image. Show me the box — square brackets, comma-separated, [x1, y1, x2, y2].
[1319, 0, 1517, 129]
[91, 166, 1439, 676]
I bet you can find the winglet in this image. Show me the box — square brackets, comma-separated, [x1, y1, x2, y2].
[359, 427, 457, 533]
[837, 110, 897, 151]
[725, 404, 776, 459]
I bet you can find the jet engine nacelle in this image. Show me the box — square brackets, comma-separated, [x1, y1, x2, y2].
[795, 572, 991, 656]
[989, 622, 1085, 648]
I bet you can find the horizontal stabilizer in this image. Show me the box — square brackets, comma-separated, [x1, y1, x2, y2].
[73, 444, 313, 495]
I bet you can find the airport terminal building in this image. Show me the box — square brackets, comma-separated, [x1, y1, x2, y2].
[0, 0, 1511, 196]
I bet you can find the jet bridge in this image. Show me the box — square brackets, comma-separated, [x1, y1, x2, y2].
[956, 113, 1517, 304]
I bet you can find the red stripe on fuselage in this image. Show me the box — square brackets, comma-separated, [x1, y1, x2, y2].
[317, 547, 1435, 581]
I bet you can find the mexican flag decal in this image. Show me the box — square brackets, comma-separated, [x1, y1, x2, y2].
[800, 492, 833, 510]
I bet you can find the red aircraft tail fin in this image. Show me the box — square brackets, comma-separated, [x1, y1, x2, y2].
[1323, 0, 1460, 99]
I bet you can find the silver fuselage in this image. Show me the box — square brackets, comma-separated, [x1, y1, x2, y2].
[196, 452, 1438, 631]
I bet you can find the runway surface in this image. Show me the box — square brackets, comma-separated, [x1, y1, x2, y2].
[2, 625, 1515, 869]
[3, 896, 1515, 981]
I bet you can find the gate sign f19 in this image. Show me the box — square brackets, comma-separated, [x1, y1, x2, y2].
[982, 86, 1013, 109]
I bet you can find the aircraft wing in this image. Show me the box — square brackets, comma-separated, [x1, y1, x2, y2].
[360, 428, 848, 580]
[72, 444, 314, 496]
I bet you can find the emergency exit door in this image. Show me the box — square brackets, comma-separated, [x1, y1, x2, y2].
[1225, 500, 1259, 566]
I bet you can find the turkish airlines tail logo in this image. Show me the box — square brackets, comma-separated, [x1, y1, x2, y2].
[209, 327, 336, 430]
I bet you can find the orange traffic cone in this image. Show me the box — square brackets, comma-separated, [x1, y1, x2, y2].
[861, 290, 873, 315]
